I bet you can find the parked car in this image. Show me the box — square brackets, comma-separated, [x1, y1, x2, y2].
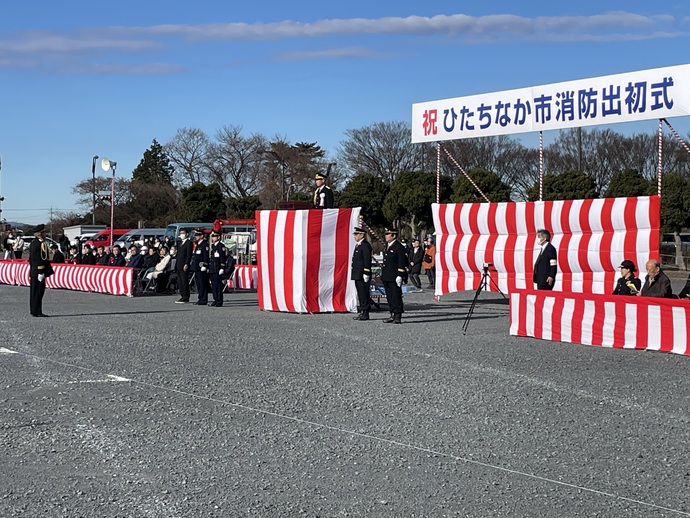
[164, 223, 214, 243]
[114, 228, 166, 250]
[21, 236, 61, 253]
[83, 229, 132, 249]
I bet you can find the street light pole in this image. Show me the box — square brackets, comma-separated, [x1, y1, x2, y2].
[110, 163, 116, 247]
[91, 155, 99, 225]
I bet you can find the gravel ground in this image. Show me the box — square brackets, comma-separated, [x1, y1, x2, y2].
[1, 283, 689, 517]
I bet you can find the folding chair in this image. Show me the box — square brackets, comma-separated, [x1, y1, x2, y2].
[131, 268, 147, 296]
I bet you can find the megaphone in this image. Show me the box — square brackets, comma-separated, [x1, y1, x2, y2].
[101, 157, 117, 172]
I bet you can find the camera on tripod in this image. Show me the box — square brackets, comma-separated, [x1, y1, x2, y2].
[482, 262, 493, 269]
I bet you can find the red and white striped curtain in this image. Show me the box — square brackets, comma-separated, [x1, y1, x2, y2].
[256, 208, 361, 313]
[432, 196, 660, 296]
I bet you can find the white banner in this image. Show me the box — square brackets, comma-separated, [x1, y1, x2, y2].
[411, 64, 690, 143]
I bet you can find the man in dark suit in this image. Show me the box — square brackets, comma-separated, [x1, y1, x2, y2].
[382, 228, 407, 324]
[175, 228, 193, 303]
[350, 226, 373, 321]
[533, 228, 557, 290]
[29, 225, 51, 317]
[312, 173, 334, 209]
[407, 238, 424, 289]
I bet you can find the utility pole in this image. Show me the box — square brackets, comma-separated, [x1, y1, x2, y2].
[92, 155, 99, 225]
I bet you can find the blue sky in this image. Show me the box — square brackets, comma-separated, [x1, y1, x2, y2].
[1, 1, 689, 224]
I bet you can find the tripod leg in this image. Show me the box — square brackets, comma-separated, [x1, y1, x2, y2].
[488, 274, 507, 299]
[462, 272, 489, 334]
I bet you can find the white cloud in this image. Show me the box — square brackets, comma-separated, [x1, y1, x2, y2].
[275, 46, 383, 62]
[128, 12, 682, 42]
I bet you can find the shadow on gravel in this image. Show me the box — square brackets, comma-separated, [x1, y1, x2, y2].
[48, 310, 194, 317]
[403, 312, 507, 324]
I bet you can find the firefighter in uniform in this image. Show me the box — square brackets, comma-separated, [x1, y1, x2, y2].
[208, 230, 227, 307]
[351, 226, 372, 321]
[313, 173, 334, 209]
[190, 229, 210, 305]
[381, 228, 407, 324]
[29, 224, 51, 317]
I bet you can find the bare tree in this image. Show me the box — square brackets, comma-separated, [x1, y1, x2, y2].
[205, 126, 268, 199]
[338, 121, 418, 184]
[164, 127, 210, 186]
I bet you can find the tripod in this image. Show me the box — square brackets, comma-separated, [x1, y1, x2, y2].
[462, 264, 506, 335]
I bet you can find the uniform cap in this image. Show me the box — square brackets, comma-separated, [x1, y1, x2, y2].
[384, 228, 398, 235]
[31, 224, 46, 234]
[314, 173, 328, 180]
[619, 259, 636, 272]
[352, 227, 365, 235]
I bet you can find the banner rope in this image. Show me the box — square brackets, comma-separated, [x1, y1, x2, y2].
[440, 143, 490, 203]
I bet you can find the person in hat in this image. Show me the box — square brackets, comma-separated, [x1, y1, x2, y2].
[612, 259, 641, 295]
[208, 230, 227, 307]
[175, 228, 193, 303]
[49, 243, 65, 264]
[313, 173, 334, 209]
[533, 228, 557, 290]
[381, 227, 407, 324]
[28, 224, 51, 317]
[351, 226, 373, 321]
[190, 228, 210, 305]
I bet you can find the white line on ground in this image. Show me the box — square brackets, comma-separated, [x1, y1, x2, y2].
[10, 348, 690, 517]
[0, 347, 18, 354]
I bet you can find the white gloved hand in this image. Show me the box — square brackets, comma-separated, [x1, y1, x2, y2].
[395, 276, 403, 287]
[363, 275, 370, 283]
[219, 269, 224, 275]
[201, 266, 207, 272]
[38, 274, 45, 282]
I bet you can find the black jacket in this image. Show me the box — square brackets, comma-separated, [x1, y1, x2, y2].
[612, 276, 641, 295]
[51, 250, 65, 264]
[350, 239, 372, 281]
[29, 238, 51, 278]
[533, 242, 557, 289]
[313, 185, 334, 209]
[679, 274, 690, 299]
[190, 238, 210, 271]
[177, 239, 192, 271]
[209, 241, 227, 275]
[381, 240, 407, 282]
[408, 246, 424, 275]
[641, 271, 672, 298]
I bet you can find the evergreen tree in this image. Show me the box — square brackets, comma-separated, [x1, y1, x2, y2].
[526, 170, 598, 201]
[604, 169, 654, 198]
[132, 139, 174, 184]
[451, 168, 511, 203]
[180, 182, 226, 222]
[383, 171, 452, 238]
[227, 195, 262, 219]
[338, 174, 389, 227]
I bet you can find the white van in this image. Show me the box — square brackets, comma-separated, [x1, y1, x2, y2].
[114, 229, 166, 250]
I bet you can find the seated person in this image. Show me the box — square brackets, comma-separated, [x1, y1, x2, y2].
[145, 247, 171, 281]
[68, 245, 79, 264]
[640, 259, 673, 298]
[612, 260, 641, 295]
[49, 243, 65, 264]
[96, 245, 109, 265]
[127, 245, 145, 269]
[143, 246, 160, 270]
[222, 253, 236, 281]
[109, 245, 126, 266]
[79, 244, 96, 265]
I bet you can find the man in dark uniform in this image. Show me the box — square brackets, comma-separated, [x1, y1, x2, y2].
[29, 225, 51, 317]
[175, 228, 193, 303]
[407, 238, 424, 289]
[350, 226, 372, 321]
[533, 228, 558, 290]
[190, 228, 210, 305]
[382, 228, 407, 324]
[312, 173, 334, 209]
[208, 230, 227, 307]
